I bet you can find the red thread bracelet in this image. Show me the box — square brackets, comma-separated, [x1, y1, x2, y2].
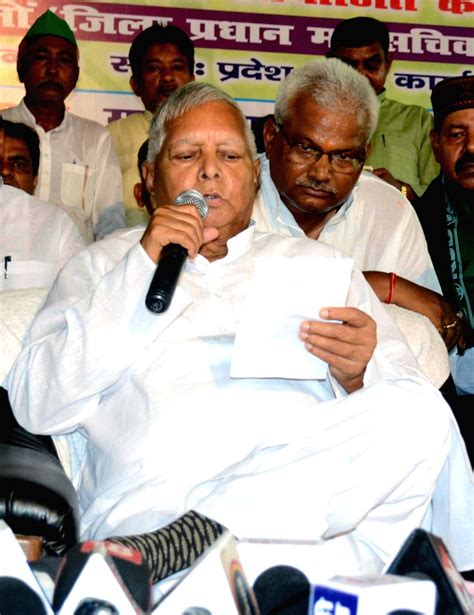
[385, 272, 397, 304]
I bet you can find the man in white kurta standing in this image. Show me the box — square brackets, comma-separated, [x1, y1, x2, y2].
[7, 82, 464, 582]
[1, 10, 125, 243]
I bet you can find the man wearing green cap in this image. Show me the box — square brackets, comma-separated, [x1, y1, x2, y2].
[2, 10, 125, 243]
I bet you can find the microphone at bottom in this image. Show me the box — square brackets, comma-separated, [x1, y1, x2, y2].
[145, 189, 208, 314]
[251, 529, 473, 615]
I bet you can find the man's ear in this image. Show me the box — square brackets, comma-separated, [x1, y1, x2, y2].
[430, 129, 441, 163]
[32, 175, 38, 191]
[262, 116, 278, 156]
[364, 141, 371, 161]
[72, 65, 80, 90]
[253, 157, 261, 191]
[143, 161, 155, 197]
[133, 182, 145, 209]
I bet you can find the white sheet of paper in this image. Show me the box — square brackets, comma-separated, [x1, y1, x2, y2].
[231, 256, 354, 380]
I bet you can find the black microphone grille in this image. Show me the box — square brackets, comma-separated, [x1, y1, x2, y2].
[175, 189, 208, 220]
[253, 565, 310, 615]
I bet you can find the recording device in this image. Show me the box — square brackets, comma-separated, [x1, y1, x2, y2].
[152, 531, 259, 614]
[0, 520, 53, 614]
[0, 577, 48, 614]
[53, 540, 152, 614]
[387, 529, 473, 615]
[252, 565, 437, 615]
[145, 189, 208, 314]
[250, 529, 474, 615]
[73, 598, 119, 614]
[253, 565, 310, 615]
[309, 574, 437, 615]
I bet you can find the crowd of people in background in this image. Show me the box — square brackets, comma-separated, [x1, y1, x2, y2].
[1, 9, 473, 585]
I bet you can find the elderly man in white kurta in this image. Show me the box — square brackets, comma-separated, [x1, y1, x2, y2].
[257, 59, 461, 352]
[7, 83, 463, 583]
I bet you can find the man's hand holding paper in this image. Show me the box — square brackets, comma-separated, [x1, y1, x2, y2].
[231, 255, 376, 392]
[299, 307, 377, 393]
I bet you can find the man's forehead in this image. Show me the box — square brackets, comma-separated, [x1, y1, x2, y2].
[3, 136, 31, 153]
[289, 96, 358, 128]
[442, 108, 474, 129]
[27, 35, 77, 55]
[165, 103, 246, 139]
[143, 43, 187, 62]
[335, 42, 385, 59]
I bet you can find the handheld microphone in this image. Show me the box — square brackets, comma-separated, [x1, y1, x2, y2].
[145, 189, 208, 314]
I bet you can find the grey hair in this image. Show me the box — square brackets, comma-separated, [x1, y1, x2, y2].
[147, 81, 257, 162]
[275, 58, 380, 144]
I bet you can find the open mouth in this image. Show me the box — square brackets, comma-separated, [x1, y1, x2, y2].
[202, 192, 222, 204]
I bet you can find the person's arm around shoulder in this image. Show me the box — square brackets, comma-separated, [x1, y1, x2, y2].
[364, 271, 464, 352]
[298, 264, 428, 394]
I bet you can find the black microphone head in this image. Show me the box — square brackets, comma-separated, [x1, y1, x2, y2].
[74, 597, 119, 614]
[253, 564, 310, 615]
[175, 189, 208, 219]
[0, 576, 47, 614]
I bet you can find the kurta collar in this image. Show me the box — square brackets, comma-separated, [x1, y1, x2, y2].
[258, 153, 355, 232]
[19, 97, 70, 134]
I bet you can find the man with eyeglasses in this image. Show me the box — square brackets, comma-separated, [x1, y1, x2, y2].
[253, 59, 460, 355]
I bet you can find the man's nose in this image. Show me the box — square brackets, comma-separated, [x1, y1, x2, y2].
[0, 159, 11, 178]
[46, 57, 60, 75]
[465, 130, 474, 152]
[198, 153, 221, 180]
[161, 66, 176, 82]
[307, 152, 332, 181]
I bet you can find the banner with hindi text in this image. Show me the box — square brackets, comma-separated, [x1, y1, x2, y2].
[0, 0, 472, 126]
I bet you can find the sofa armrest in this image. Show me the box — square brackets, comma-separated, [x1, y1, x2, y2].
[0, 388, 79, 556]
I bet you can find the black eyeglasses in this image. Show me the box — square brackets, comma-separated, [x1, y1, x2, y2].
[276, 123, 365, 174]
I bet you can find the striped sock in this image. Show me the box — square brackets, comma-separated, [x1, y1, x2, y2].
[107, 510, 225, 583]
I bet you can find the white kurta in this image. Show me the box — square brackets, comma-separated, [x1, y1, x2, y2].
[2, 100, 125, 243]
[253, 156, 441, 293]
[0, 183, 86, 290]
[6, 225, 462, 572]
